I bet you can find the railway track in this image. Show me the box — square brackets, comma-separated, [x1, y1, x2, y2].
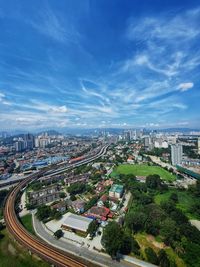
[4, 145, 108, 267]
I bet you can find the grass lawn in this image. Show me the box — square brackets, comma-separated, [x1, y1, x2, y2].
[20, 214, 35, 235]
[135, 232, 186, 267]
[154, 189, 200, 220]
[114, 164, 176, 182]
[0, 228, 50, 267]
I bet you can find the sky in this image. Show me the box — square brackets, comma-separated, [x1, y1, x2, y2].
[0, 0, 200, 131]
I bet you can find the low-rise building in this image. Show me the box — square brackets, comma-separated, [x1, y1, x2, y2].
[65, 174, 89, 186]
[84, 206, 112, 221]
[61, 212, 93, 234]
[28, 185, 60, 206]
[51, 201, 67, 213]
[71, 200, 85, 213]
[109, 184, 124, 199]
[95, 182, 105, 194]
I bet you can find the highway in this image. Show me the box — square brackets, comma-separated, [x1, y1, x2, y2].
[4, 145, 108, 267]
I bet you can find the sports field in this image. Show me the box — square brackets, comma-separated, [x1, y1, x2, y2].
[113, 164, 176, 182]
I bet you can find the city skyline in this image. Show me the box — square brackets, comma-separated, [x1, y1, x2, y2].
[0, 0, 200, 130]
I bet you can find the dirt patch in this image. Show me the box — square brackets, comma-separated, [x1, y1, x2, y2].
[147, 235, 166, 249]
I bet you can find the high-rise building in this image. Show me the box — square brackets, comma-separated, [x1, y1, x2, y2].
[171, 144, 183, 166]
[144, 136, 151, 147]
[124, 130, 131, 141]
[24, 133, 34, 149]
[15, 141, 25, 152]
[198, 137, 200, 154]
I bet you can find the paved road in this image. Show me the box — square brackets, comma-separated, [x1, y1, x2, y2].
[33, 214, 138, 267]
[190, 219, 200, 231]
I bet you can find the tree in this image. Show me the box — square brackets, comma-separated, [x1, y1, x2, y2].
[179, 222, 200, 245]
[120, 233, 132, 255]
[158, 249, 170, 267]
[0, 189, 9, 208]
[0, 222, 4, 231]
[146, 175, 162, 189]
[183, 242, 200, 267]
[145, 247, 158, 265]
[67, 183, 86, 195]
[85, 196, 98, 211]
[54, 229, 63, 239]
[36, 205, 51, 221]
[53, 211, 62, 220]
[125, 211, 147, 232]
[169, 193, 178, 203]
[104, 200, 110, 208]
[59, 192, 66, 199]
[87, 220, 99, 236]
[191, 202, 200, 217]
[102, 222, 123, 257]
[160, 218, 177, 245]
[131, 238, 140, 255]
[70, 194, 76, 201]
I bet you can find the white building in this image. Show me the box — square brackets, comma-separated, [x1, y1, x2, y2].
[198, 137, 200, 154]
[167, 136, 177, 145]
[171, 144, 183, 166]
[154, 139, 168, 148]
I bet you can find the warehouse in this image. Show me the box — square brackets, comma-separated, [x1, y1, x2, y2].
[61, 212, 93, 234]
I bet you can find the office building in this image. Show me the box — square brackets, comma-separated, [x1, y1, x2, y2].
[171, 144, 183, 166]
[198, 137, 200, 154]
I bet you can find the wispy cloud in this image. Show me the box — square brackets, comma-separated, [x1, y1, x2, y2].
[29, 6, 80, 44]
[126, 8, 200, 42]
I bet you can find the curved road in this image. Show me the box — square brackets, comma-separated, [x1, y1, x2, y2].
[4, 145, 108, 267]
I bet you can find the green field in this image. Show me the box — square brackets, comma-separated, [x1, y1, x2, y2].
[113, 164, 176, 182]
[20, 214, 35, 235]
[0, 228, 50, 267]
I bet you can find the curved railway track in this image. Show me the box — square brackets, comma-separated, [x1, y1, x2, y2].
[4, 146, 108, 267]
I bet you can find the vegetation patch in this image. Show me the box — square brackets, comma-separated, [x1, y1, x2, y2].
[154, 189, 200, 220]
[0, 228, 50, 267]
[20, 214, 35, 235]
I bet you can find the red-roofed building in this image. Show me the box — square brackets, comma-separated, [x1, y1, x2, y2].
[84, 206, 111, 221]
[100, 194, 108, 203]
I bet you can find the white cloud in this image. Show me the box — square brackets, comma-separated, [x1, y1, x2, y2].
[50, 105, 68, 113]
[0, 91, 11, 105]
[177, 82, 194, 92]
[0, 92, 5, 99]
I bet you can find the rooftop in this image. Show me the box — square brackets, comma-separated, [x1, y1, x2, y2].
[62, 212, 93, 232]
[109, 184, 124, 193]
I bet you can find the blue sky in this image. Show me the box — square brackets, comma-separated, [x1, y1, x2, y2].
[0, 0, 200, 130]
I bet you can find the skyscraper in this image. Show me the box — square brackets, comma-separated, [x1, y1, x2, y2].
[198, 137, 200, 154]
[171, 144, 183, 166]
